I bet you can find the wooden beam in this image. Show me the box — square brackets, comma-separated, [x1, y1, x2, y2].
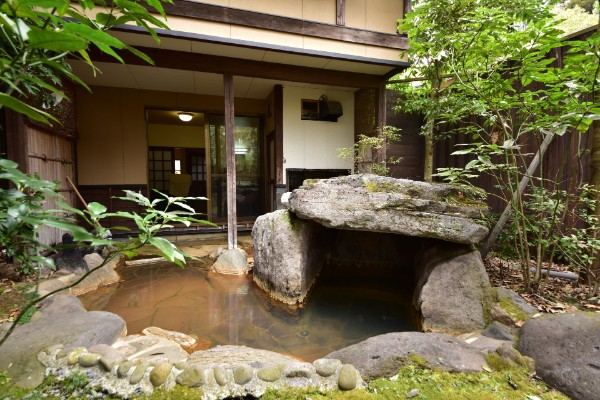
[87, 46, 384, 89]
[224, 73, 237, 250]
[336, 0, 345, 26]
[161, 0, 408, 49]
[274, 84, 284, 184]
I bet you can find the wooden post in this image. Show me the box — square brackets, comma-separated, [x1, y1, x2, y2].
[224, 73, 237, 249]
[336, 0, 345, 26]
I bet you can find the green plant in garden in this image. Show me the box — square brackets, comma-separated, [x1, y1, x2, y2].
[0, 0, 172, 124]
[0, 158, 211, 347]
[337, 126, 402, 176]
[397, 0, 600, 293]
[557, 185, 600, 295]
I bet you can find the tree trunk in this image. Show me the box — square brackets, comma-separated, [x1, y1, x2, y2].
[423, 132, 434, 182]
[423, 68, 440, 182]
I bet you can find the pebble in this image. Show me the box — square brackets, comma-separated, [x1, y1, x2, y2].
[117, 362, 133, 378]
[99, 357, 117, 372]
[406, 388, 419, 398]
[257, 365, 284, 382]
[129, 363, 149, 384]
[314, 359, 341, 377]
[176, 365, 205, 387]
[78, 353, 101, 367]
[213, 367, 229, 386]
[233, 364, 253, 385]
[149, 362, 173, 387]
[337, 364, 358, 391]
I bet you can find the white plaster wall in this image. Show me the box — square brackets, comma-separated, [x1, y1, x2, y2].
[282, 86, 355, 184]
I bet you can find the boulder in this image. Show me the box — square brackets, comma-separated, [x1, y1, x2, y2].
[187, 345, 298, 369]
[31, 294, 87, 321]
[287, 174, 488, 244]
[0, 310, 126, 388]
[517, 312, 600, 400]
[325, 332, 487, 381]
[252, 210, 328, 305]
[212, 248, 249, 275]
[414, 242, 494, 335]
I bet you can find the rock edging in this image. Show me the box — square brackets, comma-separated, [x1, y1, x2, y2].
[38, 345, 364, 399]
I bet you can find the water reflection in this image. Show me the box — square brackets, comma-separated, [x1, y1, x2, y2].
[79, 261, 416, 361]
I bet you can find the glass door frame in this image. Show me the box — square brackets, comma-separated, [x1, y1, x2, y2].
[205, 113, 264, 223]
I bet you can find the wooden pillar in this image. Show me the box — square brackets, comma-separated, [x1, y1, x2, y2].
[4, 110, 29, 172]
[274, 84, 284, 184]
[377, 81, 387, 163]
[224, 73, 237, 249]
[336, 0, 345, 26]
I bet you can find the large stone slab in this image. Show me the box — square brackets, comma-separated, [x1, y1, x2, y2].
[517, 312, 600, 400]
[0, 308, 126, 388]
[414, 242, 494, 335]
[252, 210, 328, 305]
[287, 174, 488, 244]
[325, 332, 487, 381]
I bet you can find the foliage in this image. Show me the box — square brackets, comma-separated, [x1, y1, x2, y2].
[398, 0, 600, 292]
[0, 0, 172, 124]
[557, 185, 600, 295]
[0, 158, 89, 275]
[0, 158, 212, 347]
[337, 126, 402, 176]
[0, 370, 122, 399]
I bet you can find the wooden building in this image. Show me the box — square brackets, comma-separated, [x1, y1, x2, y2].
[2, 0, 416, 244]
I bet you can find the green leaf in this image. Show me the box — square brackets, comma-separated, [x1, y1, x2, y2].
[28, 28, 87, 51]
[62, 23, 126, 48]
[148, 236, 176, 261]
[87, 202, 107, 215]
[124, 44, 154, 65]
[0, 93, 56, 124]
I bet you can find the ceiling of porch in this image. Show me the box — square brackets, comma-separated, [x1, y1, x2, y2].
[69, 30, 400, 99]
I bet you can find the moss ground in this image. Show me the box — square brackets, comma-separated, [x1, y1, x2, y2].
[1, 362, 568, 399]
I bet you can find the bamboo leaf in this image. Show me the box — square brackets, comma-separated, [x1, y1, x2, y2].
[28, 28, 87, 51]
[0, 93, 55, 124]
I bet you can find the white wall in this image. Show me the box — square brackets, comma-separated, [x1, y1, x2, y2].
[282, 85, 355, 183]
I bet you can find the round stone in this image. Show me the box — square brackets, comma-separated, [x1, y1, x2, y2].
[78, 353, 100, 367]
[284, 363, 313, 379]
[67, 348, 87, 365]
[176, 365, 205, 387]
[213, 368, 229, 386]
[257, 365, 284, 382]
[150, 362, 173, 387]
[99, 357, 117, 372]
[234, 364, 253, 385]
[56, 349, 69, 360]
[117, 361, 133, 378]
[130, 363, 149, 384]
[313, 359, 341, 377]
[338, 364, 358, 391]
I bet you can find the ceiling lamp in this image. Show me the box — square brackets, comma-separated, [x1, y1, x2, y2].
[178, 112, 193, 122]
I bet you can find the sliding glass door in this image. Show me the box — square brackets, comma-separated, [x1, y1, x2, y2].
[208, 115, 262, 221]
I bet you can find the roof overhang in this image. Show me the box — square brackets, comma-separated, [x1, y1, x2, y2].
[71, 22, 409, 98]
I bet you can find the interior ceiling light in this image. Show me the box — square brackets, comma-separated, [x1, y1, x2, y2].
[178, 112, 193, 122]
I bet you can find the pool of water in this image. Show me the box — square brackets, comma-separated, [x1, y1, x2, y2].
[79, 261, 417, 361]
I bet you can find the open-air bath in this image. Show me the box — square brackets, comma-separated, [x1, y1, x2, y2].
[79, 245, 418, 362]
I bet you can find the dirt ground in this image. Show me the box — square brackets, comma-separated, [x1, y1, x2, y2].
[485, 256, 600, 313]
